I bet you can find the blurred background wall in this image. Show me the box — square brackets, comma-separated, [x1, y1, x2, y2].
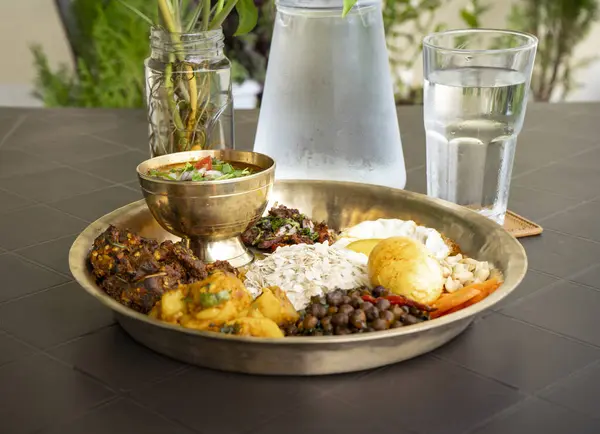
[0, 0, 71, 106]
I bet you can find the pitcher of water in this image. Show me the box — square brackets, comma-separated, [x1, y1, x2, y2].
[254, 0, 406, 189]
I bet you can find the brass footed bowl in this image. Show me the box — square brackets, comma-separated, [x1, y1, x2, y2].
[137, 150, 275, 267]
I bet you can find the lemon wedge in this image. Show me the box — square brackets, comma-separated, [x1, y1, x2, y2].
[345, 239, 383, 256]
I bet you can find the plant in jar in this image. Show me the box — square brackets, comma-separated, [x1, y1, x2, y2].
[120, 0, 259, 156]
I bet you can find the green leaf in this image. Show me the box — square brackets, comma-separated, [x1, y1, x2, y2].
[342, 0, 358, 17]
[234, 0, 258, 35]
[199, 293, 219, 308]
[185, 1, 204, 31]
[117, 0, 155, 25]
[216, 0, 225, 15]
[460, 9, 478, 28]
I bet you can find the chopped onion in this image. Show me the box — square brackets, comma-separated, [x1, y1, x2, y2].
[205, 170, 223, 178]
[179, 171, 193, 181]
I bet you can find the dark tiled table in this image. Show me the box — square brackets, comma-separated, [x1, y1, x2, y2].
[0, 104, 599, 434]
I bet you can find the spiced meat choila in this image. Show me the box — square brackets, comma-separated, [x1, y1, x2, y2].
[88, 225, 231, 314]
[242, 205, 333, 252]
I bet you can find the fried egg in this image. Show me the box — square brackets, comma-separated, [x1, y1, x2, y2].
[333, 219, 451, 260]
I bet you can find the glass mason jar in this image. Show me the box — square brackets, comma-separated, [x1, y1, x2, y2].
[254, 0, 406, 189]
[145, 28, 234, 157]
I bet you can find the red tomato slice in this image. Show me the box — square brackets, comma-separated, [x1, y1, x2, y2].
[194, 156, 212, 170]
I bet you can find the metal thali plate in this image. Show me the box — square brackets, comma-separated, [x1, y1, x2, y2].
[69, 180, 527, 376]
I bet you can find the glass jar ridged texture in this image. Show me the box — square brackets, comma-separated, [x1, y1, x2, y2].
[145, 27, 234, 157]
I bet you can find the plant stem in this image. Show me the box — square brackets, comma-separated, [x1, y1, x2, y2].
[158, 0, 179, 33]
[209, 0, 238, 29]
[216, 0, 225, 15]
[202, 0, 211, 30]
[164, 62, 187, 150]
[185, 64, 199, 144]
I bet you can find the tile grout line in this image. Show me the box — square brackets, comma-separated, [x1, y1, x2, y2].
[532, 359, 600, 398]
[0, 178, 140, 232]
[536, 193, 600, 225]
[542, 227, 600, 246]
[127, 396, 207, 434]
[429, 351, 530, 393]
[1, 226, 85, 254]
[495, 310, 600, 351]
[43, 323, 118, 352]
[83, 131, 147, 153]
[495, 264, 600, 318]
[13, 232, 77, 252]
[0, 279, 76, 308]
[535, 390, 600, 422]
[512, 141, 600, 181]
[16, 145, 139, 186]
[28, 397, 122, 434]
[524, 266, 600, 290]
[7, 249, 73, 280]
[460, 397, 535, 434]
[511, 183, 600, 203]
[0, 113, 29, 148]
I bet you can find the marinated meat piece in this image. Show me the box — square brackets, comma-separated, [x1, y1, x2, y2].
[314, 222, 332, 243]
[207, 260, 238, 275]
[241, 227, 260, 246]
[102, 275, 167, 314]
[170, 243, 207, 278]
[268, 205, 300, 219]
[242, 205, 334, 252]
[88, 226, 227, 314]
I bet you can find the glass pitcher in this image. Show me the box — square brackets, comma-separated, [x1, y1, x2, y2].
[254, 0, 406, 189]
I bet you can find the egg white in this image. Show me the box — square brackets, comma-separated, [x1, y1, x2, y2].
[333, 219, 451, 260]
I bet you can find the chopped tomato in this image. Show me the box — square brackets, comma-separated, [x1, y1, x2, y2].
[195, 156, 212, 170]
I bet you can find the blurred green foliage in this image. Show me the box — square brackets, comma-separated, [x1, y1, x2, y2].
[384, 0, 489, 104]
[506, 0, 599, 101]
[31, 0, 155, 108]
[31, 0, 600, 107]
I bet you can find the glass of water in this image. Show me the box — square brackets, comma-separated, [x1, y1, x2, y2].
[422, 29, 538, 225]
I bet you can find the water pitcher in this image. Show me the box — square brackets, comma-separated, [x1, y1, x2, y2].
[254, 0, 406, 189]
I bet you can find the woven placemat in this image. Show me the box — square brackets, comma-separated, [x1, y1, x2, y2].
[504, 210, 543, 238]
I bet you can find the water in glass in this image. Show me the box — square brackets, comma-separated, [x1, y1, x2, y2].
[424, 66, 528, 225]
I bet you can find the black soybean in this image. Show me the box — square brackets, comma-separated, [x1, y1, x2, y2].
[331, 312, 349, 326]
[372, 286, 386, 297]
[326, 291, 343, 306]
[362, 301, 374, 311]
[303, 314, 319, 330]
[380, 310, 395, 324]
[350, 310, 367, 329]
[371, 318, 389, 331]
[366, 307, 380, 321]
[391, 305, 406, 320]
[376, 298, 391, 311]
[308, 303, 327, 319]
[403, 314, 419, 325]
[334, 325, 351, 335]
[338, 304, 354, 315]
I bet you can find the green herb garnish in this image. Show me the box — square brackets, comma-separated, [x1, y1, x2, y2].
[198, 290, 230, 308]
[215, 290, 231, 301]
[220, 323, 242, 335]
[198, 293, 218, 308]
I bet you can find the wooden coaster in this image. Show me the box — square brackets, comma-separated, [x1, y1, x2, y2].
[504, 210, 543, 238]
